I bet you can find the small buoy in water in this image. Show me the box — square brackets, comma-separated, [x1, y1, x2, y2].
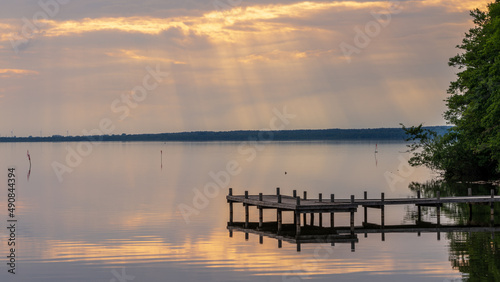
[285, 171, 287, 175]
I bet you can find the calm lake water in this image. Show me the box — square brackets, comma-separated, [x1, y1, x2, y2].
[0, 141, 498, 281]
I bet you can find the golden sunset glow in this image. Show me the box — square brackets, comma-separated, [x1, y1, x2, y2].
[0, 68, 39, 77]
[0, 0, 493, 135]
[27, 232, 458, 277]
[2, 0, 485, 46]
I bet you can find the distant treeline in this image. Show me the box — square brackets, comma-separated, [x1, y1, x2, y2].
[0, 126, 451, 143]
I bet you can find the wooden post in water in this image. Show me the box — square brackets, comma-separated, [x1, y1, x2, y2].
[276, 188, 280, 222]
[381, 192, 385, 241]
[259, 235, 263, 244]
[229, 230, 233, 237]
[381, 193, 385, 227]
[417, 190, 421, 222]
[293, 190, 297, 225]
[278, 195, 282, 233]
[491, 189, 495, 225]
[278, 240, 282, 248]
[319, 193, 323, 227]
[303, 191, 307, 225]
[245, 232, 249, 240]
[229, 188, 233, 225]
[436, 191, 441, 226]
[363, 191, 368, 224]
[330, 194, 335, 228]
[468, 188, 473, 223]
[350, 195, 355, 235]
[259, 193, 263, 229]
[245, 191, 249, 228]
[297, 243, 301, 252]
[311, 212, 315, 226]
[296, 197, 301, 235]
[437, 209, 441, 241]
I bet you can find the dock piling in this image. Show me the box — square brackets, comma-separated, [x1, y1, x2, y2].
[245, 191, 249, 228]
[491, 189, 495, 225]
[417, 190, 421, 222]
[296, 196, 301, 235]
[259, 193, 263, 229]
[381, 193, 385, 227]
[350, 195, 355, 235]
[319, 193, 323, 227]
[363, 191, 368, 224]
[229, 188, 234, 224]
[330, 194, 335, 228]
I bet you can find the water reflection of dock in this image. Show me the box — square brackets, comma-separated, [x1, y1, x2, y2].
[227, 221, 500, 252]
[227, 188, 500, 251]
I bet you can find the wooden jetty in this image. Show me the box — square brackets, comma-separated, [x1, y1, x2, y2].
[226, 187, 500, 237]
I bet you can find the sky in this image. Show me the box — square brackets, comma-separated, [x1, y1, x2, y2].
[0, 0, 492, 137]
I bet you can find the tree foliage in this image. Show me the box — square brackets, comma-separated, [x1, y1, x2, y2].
[403, 1, 500, 180]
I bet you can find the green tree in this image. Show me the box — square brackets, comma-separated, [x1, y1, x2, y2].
[403, 0, 500, 180]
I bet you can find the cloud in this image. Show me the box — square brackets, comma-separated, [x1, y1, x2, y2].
[0, 68, 39, 78]
[0, 0, 493, 136]
[105, 49, 187, 64]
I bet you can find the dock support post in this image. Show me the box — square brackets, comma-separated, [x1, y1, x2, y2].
[350, 195, 355, 235]
[259, 193, 263, 229]
[417, 190, 421, 222]
[245, 232, 249, 240]
[311, 213, 315, 226]
[319, 193, 323, 227]
[330, 194, 335, 228]
[436, 191, 441, 226]
[229, 188, 233, 225]
[278, 240, 282, 248]
[293, 190, 297, 198]
[381, 193, 385, 241]
[417, 191, 421, 235]
[278, 195, 282, 233]
[245, 191, 249, 228]
[363, 191, 368, 224]
[437, 205, 441, 226]
[381, 193, 385, 227]
[303, 191, 307, 225]
[259, 235, 263, 244]
[491, 189, 495, 225]
[296, 197, 301, 235]
[297, 243, 301, 252]
[468, 188, 473, 223]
